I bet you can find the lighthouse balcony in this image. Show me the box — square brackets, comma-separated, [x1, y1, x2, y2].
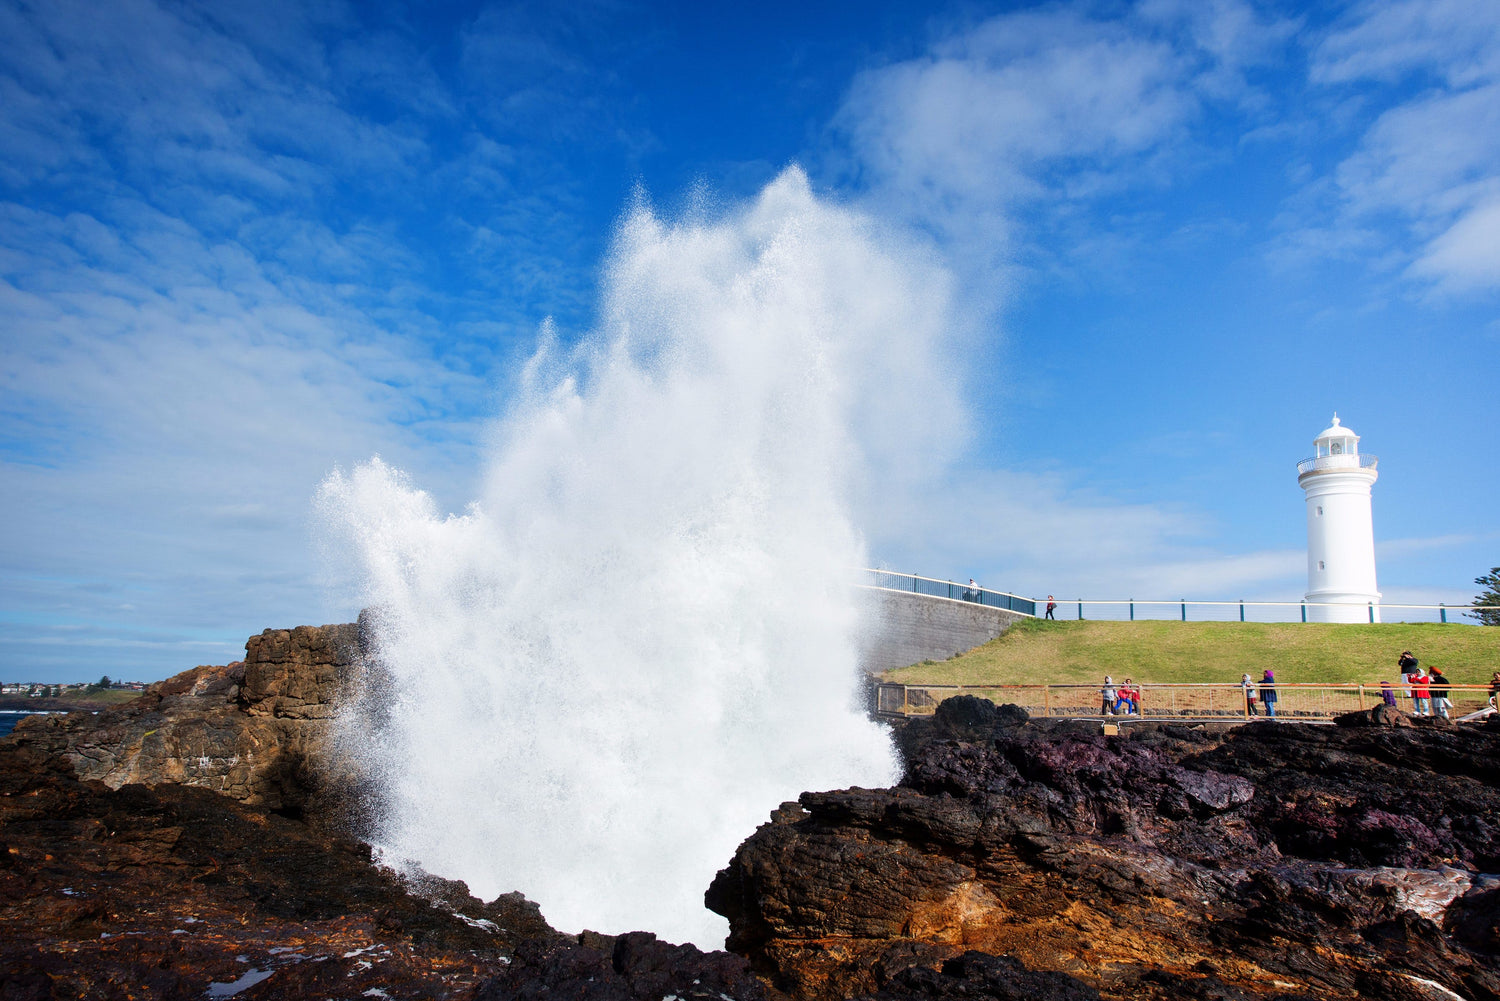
[1297, 454, 1378, 475]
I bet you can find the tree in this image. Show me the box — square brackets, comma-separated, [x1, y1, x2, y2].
[1471, 567, 1500, 626]
[98, 675, 112, 688]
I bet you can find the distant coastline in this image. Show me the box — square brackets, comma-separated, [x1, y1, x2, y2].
[0, 711, 56, 739]
[0, 691, 139, 715]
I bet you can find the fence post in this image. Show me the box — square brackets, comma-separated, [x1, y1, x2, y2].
[1368, 602, 1375, 623]
[1239, 600, 1245, 622]
[1078, 600, 1083, 621]
[1440, 603, 1447, 624]
[1358, 684, 1366, 710]
[1129, 600, 1134, 621]
[1044, 686, 1052, 718]
[1301, 601, 1307, 623]
[1181, 600, 1186, 622]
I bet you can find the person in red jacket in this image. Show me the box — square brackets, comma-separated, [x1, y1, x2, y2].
[1410, 668, 1432, 716]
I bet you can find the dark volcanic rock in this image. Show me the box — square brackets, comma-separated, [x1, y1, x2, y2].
[0, 743, 766, 1001]
[709, 701, 1500, 1001]
[472, 931, 766, 1001]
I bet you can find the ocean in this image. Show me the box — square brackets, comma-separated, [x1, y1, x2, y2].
[0, 712, 48, 738]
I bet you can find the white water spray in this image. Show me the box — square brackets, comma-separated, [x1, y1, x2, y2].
[321, 168, 959, 947]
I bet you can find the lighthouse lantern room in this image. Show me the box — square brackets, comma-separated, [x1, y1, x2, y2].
[1297, 414, 1381, 623]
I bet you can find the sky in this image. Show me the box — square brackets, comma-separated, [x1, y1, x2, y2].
[2, 0, 1497, 682]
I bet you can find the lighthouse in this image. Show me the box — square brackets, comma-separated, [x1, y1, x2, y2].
[1297, 415, 1380, 623]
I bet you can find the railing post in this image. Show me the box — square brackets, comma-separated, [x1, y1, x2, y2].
[1239, 600, 1245, 622]
[1440, 603, 1447, 624]
[1368, 602, 1375, 623]
[1181, 600, 1186, 622]
[1301, 601, 1307, 623]
[1129, 600, 1134, 621]
[1078, 600, 1083, 621]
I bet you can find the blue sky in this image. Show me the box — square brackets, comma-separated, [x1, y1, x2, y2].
[2, 0, 1497, 682]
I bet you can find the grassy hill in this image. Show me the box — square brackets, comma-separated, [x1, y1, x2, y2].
[0, 689, 142, 713]
[882, 618, 1500, 688]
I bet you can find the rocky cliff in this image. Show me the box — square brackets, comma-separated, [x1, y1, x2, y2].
[7, 633, 1500, 1000]
[708, 698, 1500, 1001]
[6, 622, 361, 822]
[0, 618, 769, 1001]
[0, 739, 767, 1001]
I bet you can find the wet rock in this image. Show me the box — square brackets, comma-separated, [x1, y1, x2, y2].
[1335, 705, 1415, 728]
[855, 950, 1102, 1001]
[472, 931, 767, 1001]
[0, 742, 764, 1001]
[710, 706, 1500, 1001]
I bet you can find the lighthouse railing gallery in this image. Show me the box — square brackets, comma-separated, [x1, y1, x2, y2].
[861, 570, 1496, 625]
[1296, 453, 1379, 475]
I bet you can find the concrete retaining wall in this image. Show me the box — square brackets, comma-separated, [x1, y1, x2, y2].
[857, 587, 1030, 674]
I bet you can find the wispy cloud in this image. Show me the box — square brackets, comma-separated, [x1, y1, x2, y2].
[863, 466, 1305, 602]
[1301, 0, 1500, 293]
[0, 0, 637, 680]
[831, 0, 1292, 293]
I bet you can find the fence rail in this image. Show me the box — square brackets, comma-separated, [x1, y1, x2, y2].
[862, 569, 1036, 615]
[861, 571, 1495, 625]
[875, 681, 1498, 721]
[1038, 598, 1497, 624]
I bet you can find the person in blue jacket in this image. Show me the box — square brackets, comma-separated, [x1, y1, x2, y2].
[1260, 669, 1278, 718]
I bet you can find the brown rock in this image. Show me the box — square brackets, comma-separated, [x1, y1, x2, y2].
[5, 622, 362, 824]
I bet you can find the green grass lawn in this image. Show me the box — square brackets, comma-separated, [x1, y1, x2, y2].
[882, 618, 1500, 688]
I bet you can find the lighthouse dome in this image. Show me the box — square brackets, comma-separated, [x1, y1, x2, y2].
[1315, 414, 1358, 441]
[1313, 414, 1359, 456]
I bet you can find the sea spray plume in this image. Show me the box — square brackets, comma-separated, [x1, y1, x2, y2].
[320, 167, 960, 947]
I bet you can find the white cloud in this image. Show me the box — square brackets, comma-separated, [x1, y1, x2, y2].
[836, 7, 1196, 269]
[1311, 0, 1500, 87]
[863, 466, 1305, 603]
[1308, 0, 1500, 292]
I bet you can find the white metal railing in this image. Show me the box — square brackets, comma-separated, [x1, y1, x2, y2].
[861, 569, 1036, 615]
[863, 570, 1497, 624]
[1297, 453, 1379, 475]
[1037, 598, 1496, 624]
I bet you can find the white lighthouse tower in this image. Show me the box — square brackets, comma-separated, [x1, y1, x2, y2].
[1297, 414, 1380, 623]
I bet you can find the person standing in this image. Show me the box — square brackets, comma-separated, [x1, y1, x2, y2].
[1398, 650, 1418, 703]
[1100, 676, 1117, 716]
[1045, 595, 1057, 620]
[1260, 669, 1278, 718]
[1428, 667, 1452, 719]
[1241, 673, 1258, 716]
[1410, 667, 1432, 716]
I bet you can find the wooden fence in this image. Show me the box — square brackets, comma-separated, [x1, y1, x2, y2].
[874, 682, 1497, 721]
